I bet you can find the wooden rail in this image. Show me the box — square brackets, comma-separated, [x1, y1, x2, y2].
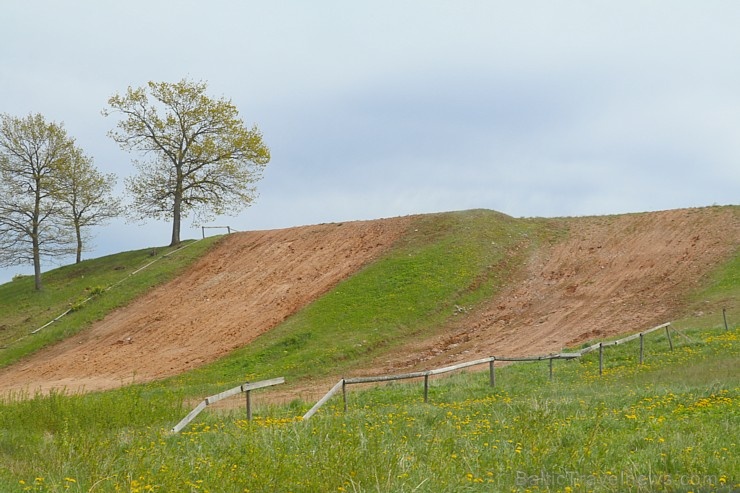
[302, 379, 344, 420]
[172, 377, 284, 433]
[201, 225, 234, 238]
[303, 322, 674, 419]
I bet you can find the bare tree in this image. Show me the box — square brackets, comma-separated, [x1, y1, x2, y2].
[0, 113, 75, 290]
[104, 78, 270, 246]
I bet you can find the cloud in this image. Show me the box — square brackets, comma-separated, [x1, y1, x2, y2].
[1, 1, 739, 283]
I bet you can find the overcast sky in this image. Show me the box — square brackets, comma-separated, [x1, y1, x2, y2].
[1, 1, 739, 283]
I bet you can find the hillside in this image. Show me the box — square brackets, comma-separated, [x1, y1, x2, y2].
[375, 207, 740, 374]
[0, 206, 737, 396]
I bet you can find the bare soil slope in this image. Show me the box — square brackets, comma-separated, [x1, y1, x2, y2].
[0, 218, 414, 394]
[0, 207, 737, 396]
[373, 207, 739, 374]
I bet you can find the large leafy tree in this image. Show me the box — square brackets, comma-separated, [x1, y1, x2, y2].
[54, 148, 122, 263]
[104, 78, 271, 246]
[0, 113, 75, 290]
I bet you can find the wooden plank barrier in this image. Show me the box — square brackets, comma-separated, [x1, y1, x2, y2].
[304, 352, 585, 419]
[595, 322, 672, 375]
[172, 377, 284, 433]
[302, 322, 676, 419]
[302, 379, 344, 420]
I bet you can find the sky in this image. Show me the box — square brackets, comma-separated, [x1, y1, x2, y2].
[1, 1, 739, 283]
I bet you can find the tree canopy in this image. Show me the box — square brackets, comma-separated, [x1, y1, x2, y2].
[104, 79, 270, 246]
[0, 113, 76, 290]
[54, 148, 122, 264]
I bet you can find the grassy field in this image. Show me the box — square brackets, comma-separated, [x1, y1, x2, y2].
[0, 209, 737, 492]
[0, 324, 736, 492]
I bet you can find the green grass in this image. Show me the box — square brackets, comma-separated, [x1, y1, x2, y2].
[0, 325, 736, 492]
[0, 237, 223, 369]
[0, 207, 737, 492]
[678, 246, 740, 334]
[167, 210, 561, 396]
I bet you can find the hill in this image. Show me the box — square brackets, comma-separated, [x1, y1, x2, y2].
[0, 206, 737, 396]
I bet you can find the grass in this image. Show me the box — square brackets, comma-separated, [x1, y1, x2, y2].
[678, 245, 740, 333]
[166, 210, 561, 396]
[0, 236, 223, 369]
[0, 207, 737, 492]
[0, 325, 736, 492]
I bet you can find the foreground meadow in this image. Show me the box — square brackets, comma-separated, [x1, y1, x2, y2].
[1, 325, 737, 492]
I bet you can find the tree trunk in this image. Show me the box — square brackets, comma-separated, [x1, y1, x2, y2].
[170, 208, 181, 246]
[32, 188, 42, 291]
[32, 234, 42, 291]
[75, 219, 82, 264]
[170, 172, 183, 247]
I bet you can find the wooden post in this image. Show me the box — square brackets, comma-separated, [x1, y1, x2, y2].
[723, 308, 729, 331]
[201, 226, 205, 239]
[227, 226, 232, 235]
[342, 379, 347, 412]
[665, 325, 673, 351]
[423, 374, 429, 403]
[549, 356, 553, 381]
[489, 359, 496, 387]
[303, 379, 344, 420]
[639, 333, 644, 365]
[599, 343, 603, 376]
[246, 389, 252, 421]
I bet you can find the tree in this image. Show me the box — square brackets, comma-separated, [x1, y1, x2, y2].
[0, 113, 75, 290]
[54, 148, 122, 263]
[104, 78, 271, 246]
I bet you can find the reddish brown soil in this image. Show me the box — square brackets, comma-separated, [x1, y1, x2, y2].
[0, 217, 414, 395]
[371, 207, 739, 375]
[0, 207, 737, 400]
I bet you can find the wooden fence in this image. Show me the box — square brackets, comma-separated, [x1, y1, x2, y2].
[303, 322, 674, 420]
[170, 321, 715, 429]
[201, 225, 235, 238]
[172, 377, 284, 433]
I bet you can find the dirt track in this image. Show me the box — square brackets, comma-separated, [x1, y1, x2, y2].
[373, 207, 739, 374]
[0, 207, 737, 397]
[0, 218, 414, 394]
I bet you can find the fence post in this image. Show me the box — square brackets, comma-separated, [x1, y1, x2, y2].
[549, 356, 554, 381]
[227, 226, 232, 235]
[665, 325, 673, 351]
[489, 358, 496, 387]
[639, 333, 644, 365]
[599, 343, 604, 376]
[423, 374, 429, 403]
[246, 389, 252, 421]
[202, 226, 205, 239]
[723, 308, 729, 331]
[342, 379, 347, 413]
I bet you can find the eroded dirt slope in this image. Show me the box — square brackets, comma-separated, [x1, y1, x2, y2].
[373, 207, 739, 374]
[0, 217, 414, 394]
[0, 207, 737, 397]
